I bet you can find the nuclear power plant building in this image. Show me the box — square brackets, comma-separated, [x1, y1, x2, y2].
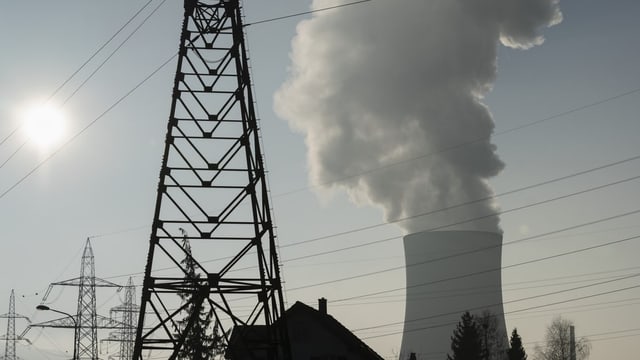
[400, 230, 507, 359]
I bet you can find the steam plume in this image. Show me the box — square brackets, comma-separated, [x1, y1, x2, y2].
[275, 0, 561, 234]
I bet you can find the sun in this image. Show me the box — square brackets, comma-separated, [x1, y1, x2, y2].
[22, 103, 66, 149]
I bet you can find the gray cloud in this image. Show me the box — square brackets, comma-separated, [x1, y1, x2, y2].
[275, 0, 561, 234]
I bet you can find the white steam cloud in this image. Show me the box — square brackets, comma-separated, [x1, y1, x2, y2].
[275, 0, 562, 234]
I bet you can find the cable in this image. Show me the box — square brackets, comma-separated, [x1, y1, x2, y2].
[0, 52, 177, 202]
[287, 233, 640, 293]
[282, 158, 640, 248]
[161, 214, 640, 307]
[52, 0, 155, 102]
[0, 0, 370, 201]
[0, 3, 636, 214]
[359, 282, 640, 340]
[285, 226, 640, 275]
[354, 271, 640, 332]
[61, 0, 168, 106]
[329, 209, 640, 302]
[522, 328, 640, 349]
[244, 0, 372, 27]
[0, 1, 155, 150]
[0, 139, 28, 170]
[275, 86, 640, 197]
[87, 225, 149, 240]
[0, 127, 19, 148]
[331, 274, 640, 307]
[281, 174, 640, 276]
[98, 206, 640, 285]
[68, 152, 640, 262]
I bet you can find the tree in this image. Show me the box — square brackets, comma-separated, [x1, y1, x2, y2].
[448, 311, 484, 360]
[176, 230, 225, 360]
[507, 328, 527, 360]
[533, 317, 590, 360]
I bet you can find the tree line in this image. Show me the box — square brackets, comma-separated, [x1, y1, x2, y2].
[441, 311, 591, 360]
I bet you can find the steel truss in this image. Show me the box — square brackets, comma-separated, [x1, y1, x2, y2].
[0, 290, 30, 360]
[134, 1, 289, 359]
[29, 239, 122, 360]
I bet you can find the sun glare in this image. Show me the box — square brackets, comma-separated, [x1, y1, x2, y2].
[22, 104, 66, 149]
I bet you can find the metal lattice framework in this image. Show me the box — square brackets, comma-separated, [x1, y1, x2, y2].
[102, 278, 138, 360]
[134, 1, 289, 359]
[30, 239, 122, 360]
[0, 290, 30, 360]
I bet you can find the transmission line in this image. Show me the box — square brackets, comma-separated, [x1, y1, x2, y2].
[244, 0, 371, 27]
[275, 86, 640, 197]
[329, 209, 640, 302]
[287, 233, 640, 293]
[0, 0, 155, 149]
[359, 282, 640, 340]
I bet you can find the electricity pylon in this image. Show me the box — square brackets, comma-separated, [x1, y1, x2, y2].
[30, 239, 122, 360]
[133, 1, 290, 359]
[0, 290, 30, 360]
[102, 277, 138, 360]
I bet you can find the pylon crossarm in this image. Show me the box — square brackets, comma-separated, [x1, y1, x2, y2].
[96, 315, 126, 329]
[29, 316, 76, 328]
[0, 314, 28, 322]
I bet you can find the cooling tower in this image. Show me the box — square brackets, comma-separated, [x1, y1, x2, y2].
[400, 231, 507, 360]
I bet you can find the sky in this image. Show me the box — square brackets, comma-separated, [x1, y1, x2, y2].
[0, 1, 639, 359]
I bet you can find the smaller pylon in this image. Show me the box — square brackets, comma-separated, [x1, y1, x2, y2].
[0, 290, 30, 360]
[29, 239, 122, 360]
[102, 277, 138, 360]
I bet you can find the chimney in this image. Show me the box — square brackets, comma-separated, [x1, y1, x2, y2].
[318, 297, 327, 315]
[570, 326, 576, 360]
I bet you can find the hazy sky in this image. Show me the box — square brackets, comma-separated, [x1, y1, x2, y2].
[1, 1, 639, 359]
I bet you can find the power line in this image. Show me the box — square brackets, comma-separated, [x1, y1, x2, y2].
[279, 173, 640, 267]
[287, 233, 640, 293]
[60, 0, 168, 106]
[523, 327, 640, 347]
[0, 0, 371, 202]
[0, 140, 28, 170]
[175, 168, 640, 274]
[0, 53, 177, 202]
[1, 4, 637, 208]
[332, 273, 640, 307]
[65, 152, 640, 253]
[329, 209, 640, 302]
[359, 282, 640, 340]
[354, 271, 640, 332]
[52, 0, 155, 102]
[244, 0, 372, 27]
[281, 156, 640, 248]
[0, 0, 155, 150]
[275, 86, 640, 197]
[98, 206, 640, 286]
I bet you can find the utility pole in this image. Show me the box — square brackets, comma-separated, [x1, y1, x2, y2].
[0, 290, 30, 360]
[133, 1, 290, 359]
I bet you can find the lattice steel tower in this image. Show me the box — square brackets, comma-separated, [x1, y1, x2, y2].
[31, 239, 121, 360]
[0, 290, 29, 360]
[103, 277, 138, 360]
[134, 1, 289, 359]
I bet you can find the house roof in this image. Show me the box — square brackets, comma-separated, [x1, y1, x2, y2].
[225, 301, 385, 360]
[286, 301, 385, 360]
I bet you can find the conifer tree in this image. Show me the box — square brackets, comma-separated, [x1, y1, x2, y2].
[176, 230, 225, 360]
[507, 328, 527, 360]
[447, 311, 483, 360]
